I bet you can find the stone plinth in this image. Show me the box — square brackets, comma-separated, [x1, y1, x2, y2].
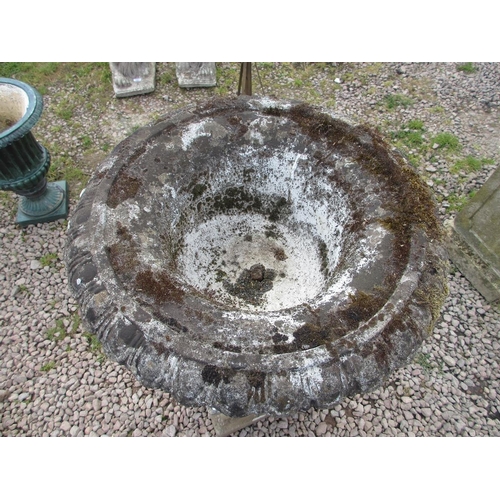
[447, 167, 500, 305]
[110, 63, 155, 98]
[176, 63, 216, 88]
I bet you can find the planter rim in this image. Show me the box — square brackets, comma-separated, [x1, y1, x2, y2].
[0, 77, 43, 148]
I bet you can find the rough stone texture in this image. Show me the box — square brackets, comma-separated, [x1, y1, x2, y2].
[447, 166, 500, 304]
[1, 63, 499, 437]
[64, 96, 448, 417]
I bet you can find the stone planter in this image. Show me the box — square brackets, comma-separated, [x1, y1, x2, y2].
[0, 77, 68, 226]
[66, 97, 448, 417]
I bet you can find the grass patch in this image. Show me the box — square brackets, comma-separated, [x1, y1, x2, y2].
[80, 135, 92, 149]
[384, 93, 414, 109]
[430, 105, 445, 113]
[0, 62, 59, 93]
[451, 156, 494, 175]
[40, 252, 59, 267]
[47, 157, 89, 191]
[46, 314, 80, 343]
[41, 361, 56, 372]
[0, 63, 112, 106]
[432, 132, 461, 152]
[17, 284, 30, 295]
[391, 120, 427, 153]
[394, 130, 424, 148]
[0, 191, 16, 215]
[446, 191, 476, 212]
[70, 313, 81, 335]
[414, 352, 433, 371]
[158, 66, 175, 85]
[55, 99, 75, 121]
[83, 332, 106, 363]
[456, 63, 477, 73]
[46, 318, 66, 342]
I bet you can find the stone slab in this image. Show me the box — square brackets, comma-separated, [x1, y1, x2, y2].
[176, 63, 216, 88]
[110, 63, 155, 98]
[446, 167, 500, 305]
[208, 408, 268, 437]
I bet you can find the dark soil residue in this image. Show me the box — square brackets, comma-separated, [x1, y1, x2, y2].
[135, 268, 185, 304]
[107, 173, 141, 208]
[223, 264, 276, 305]
[106, 223, 139, 281]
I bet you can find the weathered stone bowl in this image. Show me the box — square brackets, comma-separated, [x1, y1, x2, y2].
[66, 97, 448, 417]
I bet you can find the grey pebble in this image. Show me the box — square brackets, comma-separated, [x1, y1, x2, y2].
[443, 355, 456, 367]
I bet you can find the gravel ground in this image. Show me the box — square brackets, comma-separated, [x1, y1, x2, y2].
[1, 62, 499, 437]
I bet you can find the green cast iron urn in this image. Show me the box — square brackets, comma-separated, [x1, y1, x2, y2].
[0, 77, 68, 226]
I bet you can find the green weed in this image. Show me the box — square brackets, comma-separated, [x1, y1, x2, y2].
[158, 67, 175, 85]
[40, 252, 59, 267]
[430, 105, 445, 113]
[446, 192, 475, 212]
[415, 352, 433, 371]
[55, 99, 75, 121]
[391, 120, 427, 151]
[80, 135, 92, 149]
[41, 361, 56, 372]
[451, 156, 494, 175]
[395, 130, 425, 147]
[83, 332, 105, 363]
[407, 119, 425, 130]
[432, 132, 461, 152]
[70, 313, 81, 335]
[384, 93, 414, 109]
[456, 63, 477, 73]
[46, 318, 66, 342]
[48, 157, 89, 190]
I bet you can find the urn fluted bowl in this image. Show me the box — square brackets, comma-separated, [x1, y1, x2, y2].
[65, 97, 448, 417]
